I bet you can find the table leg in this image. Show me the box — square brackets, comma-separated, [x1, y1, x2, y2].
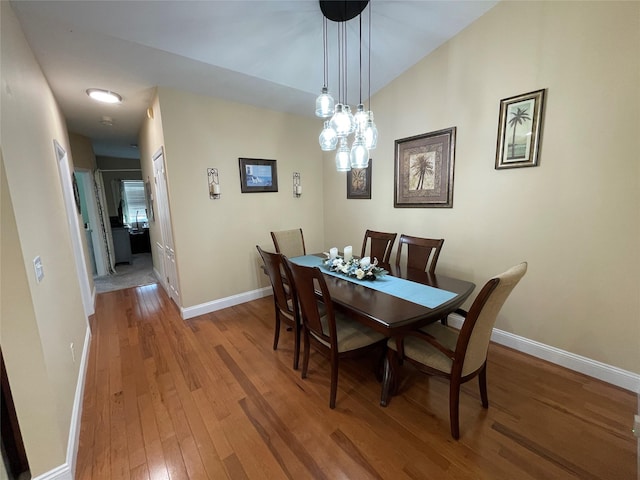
[380, 354, 393, 406]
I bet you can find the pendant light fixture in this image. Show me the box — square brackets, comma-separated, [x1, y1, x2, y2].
[316, 1, 376, 172]
[315, 16, 335, 118]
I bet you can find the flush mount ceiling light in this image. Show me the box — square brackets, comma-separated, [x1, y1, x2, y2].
[316, 0, 377, 172]
[86, 88, 122, 104]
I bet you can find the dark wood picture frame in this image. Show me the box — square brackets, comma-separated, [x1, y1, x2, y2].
[495, 89, 546, 169]
[394, 127, 456, 208]
[238, 158, 278, 193]
[347, 160, 372, 199]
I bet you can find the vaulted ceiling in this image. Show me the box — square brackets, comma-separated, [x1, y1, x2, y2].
[11, 1, 497, 158]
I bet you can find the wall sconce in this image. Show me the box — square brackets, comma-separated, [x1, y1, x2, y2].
[293, 172, 302, 198]
[208, 168, 221, 199]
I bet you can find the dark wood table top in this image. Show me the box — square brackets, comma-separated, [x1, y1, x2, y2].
[317, 258, 475, 336]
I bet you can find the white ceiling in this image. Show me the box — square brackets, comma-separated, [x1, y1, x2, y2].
[11, 0, 498, 158]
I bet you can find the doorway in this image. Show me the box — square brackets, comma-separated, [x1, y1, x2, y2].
[54, 140, 93, 317]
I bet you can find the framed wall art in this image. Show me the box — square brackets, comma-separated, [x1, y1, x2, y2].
[238, 158, 278, 193]
[347, 160, 372, 199]
[495, 89, 546, 169]
[394, 127, 456, 208]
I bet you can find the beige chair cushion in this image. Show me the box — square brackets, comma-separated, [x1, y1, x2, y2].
[387, 323, 459, 374]
[311, 312, 385, 352]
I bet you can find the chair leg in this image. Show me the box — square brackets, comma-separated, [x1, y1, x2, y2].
[301, 330, 310, 379]
[449, 377, 461, 440]
[273, 309, 281, 350]
[292, 323, 300, 371]
[479, 363, 489, 408]
[329, 350, 338, 408]
[329, 352, 338, 409]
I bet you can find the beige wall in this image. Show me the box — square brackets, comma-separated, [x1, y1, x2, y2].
[323, 1, 640, 373]
[69, 132, 96, 170]
[1, 2, 90, 475]
[144, 88, 325, 308]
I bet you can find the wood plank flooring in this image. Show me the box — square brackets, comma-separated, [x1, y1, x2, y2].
[76, 284, 637, 479]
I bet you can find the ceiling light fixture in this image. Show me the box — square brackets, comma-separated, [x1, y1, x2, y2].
[86, 88, 122, 104]
[316, 0, 377, 172]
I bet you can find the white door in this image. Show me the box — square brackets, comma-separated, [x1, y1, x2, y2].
[54, 140, 93, 317]
[153, 147, 180, 306]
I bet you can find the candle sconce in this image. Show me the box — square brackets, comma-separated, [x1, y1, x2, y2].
[208, 168, 221, 199]
[293, 172, 302, 198]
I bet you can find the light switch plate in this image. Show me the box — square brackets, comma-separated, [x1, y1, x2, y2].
[33, 256, 44, 283]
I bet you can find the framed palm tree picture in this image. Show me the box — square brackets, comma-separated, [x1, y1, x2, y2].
[394, 127, 456, 208]
[495, 89, 546, 169]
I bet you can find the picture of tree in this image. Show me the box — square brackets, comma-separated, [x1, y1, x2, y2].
[409, 152, 436, 191]
[394, 127, 455, 207]
[506, 105, 531, 160]
[495, 89, 545, 170]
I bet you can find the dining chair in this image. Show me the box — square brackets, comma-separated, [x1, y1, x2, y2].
[256, 246, 301, 370]
[395, 234, 444, 274]
[381, 262, 527, 439]
[270, 228, 306, 258]
[284, 258, 386, 409]
[360, 229, 397, 264]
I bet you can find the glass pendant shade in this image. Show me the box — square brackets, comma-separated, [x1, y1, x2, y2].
[364, 112, 378, 150]
[350, 134, 369, 169]
[315, 87, 335, 118]
[319, 121, 338, 151]
[335, 138, 351, 171]
[343, 105, 356, 135]
[354, 104, 368, 132]
[330, 104, 351, 138]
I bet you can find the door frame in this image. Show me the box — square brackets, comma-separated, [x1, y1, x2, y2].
[54, 140, 94, 317]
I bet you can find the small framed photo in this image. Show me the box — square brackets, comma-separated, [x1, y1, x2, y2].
[495, 89, 546, 169]
[347, 161, 372, 199]
[239, 158, 278, 193]
[394, 127, 456, 208]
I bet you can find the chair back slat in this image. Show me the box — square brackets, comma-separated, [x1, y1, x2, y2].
[284, 260, 335, 349]
[396, 235, 444, 273]
[257, 246, 294, 315]
[361, 229, 397, 264]
[271, 228, 306, 257]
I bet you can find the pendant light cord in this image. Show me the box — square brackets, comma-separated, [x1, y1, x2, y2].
[368, 2, 372, 110]
[359, 13, 362, 104]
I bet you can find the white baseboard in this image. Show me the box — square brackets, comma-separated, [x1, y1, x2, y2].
[31, 325, 91, 480]
[181, 286, 272, 320]
[31, 463, 71, 480]
[448, 313, 640, 393]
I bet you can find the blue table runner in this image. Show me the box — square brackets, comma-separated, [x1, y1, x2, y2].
[289, 255, 456, 309]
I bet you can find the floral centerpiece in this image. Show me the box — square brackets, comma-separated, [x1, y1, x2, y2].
[323, 254, 387, 281]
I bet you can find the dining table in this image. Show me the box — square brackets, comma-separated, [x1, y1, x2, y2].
[288, 254, 476, 403]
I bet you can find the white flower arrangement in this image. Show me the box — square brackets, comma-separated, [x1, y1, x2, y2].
[322, 254, 387, 281]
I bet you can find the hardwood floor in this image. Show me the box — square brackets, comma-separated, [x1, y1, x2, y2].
[76, 284, 637, 479]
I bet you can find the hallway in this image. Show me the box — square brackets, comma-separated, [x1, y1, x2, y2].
[93, 253, 156, 293]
